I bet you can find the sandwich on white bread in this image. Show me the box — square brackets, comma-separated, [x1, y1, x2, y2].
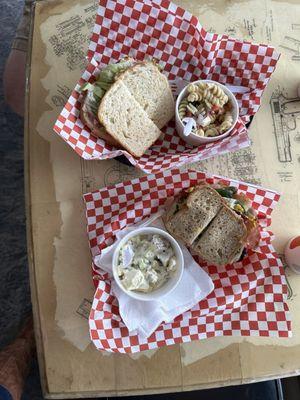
[80, 58, 175, 157]
[80, 91, 119, 146]
[117, 62, 174, 129]
[164, 184, 259, 266]
[98, 80, 162, 158]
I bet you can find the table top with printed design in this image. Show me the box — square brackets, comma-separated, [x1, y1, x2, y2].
[26, 0, 300, 398]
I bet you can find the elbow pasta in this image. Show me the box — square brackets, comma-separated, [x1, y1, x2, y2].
[178, 80, 235, 139]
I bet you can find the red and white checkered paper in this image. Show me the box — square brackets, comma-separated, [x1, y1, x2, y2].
[83, 169, 291, 353]
[54, 0, 280, 174]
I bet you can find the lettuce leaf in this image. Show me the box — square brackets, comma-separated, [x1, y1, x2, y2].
[80, 58, 135, 116]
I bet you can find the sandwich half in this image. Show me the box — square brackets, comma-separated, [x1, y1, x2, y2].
[98, 80, 162, 158]
[80, 58, 175, 157]
[192, 206, 247, 265]
[163, 185, 224, 246]
[80, 57, 136, 145]
[117, 62, 175, 129]
[164, 184, 259, 266]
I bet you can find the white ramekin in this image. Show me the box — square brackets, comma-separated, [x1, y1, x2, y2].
[175, 79, 239, 146]
[112, 227, 184, 302]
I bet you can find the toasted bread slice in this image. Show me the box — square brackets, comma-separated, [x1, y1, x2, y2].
[192, 206, 247, 266]
[119, 62, 175, 129]
[98, 80, 162, 158]
[164, 185, 224, 246]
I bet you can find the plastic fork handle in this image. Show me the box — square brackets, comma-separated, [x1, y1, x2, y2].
[225, 84, 250, 94]
[182, 118, 196, 136]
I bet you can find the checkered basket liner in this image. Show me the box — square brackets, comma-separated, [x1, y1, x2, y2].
[53, 0, 280, 174]
[83, 169, 291, 353]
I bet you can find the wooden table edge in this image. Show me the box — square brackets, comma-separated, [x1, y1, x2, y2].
[25, 1, 50, 398]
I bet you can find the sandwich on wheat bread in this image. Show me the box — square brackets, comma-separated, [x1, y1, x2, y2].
[80, 58, 175, 157]
[164, 184, 259, 266]
[163, 185, 224, 246]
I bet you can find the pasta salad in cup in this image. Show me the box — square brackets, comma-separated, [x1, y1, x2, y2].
[175, 80, 239, 146]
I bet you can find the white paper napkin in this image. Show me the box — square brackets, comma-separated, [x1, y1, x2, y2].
[93, 214, 214, 339]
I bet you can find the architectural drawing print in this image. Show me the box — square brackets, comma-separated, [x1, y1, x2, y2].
[80, 159, 96, 194]
[104, 164, 141, 187]
[51, 84, 71, 107]
[279, 254, 294, 301]
[280, 36, 300, 61]
[76, 298, 92, 319]
[270, 88, 300, 163]
[228, 148, 259, 184]
[195, 146, 260, 186]
[48, 6, 97, 71]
